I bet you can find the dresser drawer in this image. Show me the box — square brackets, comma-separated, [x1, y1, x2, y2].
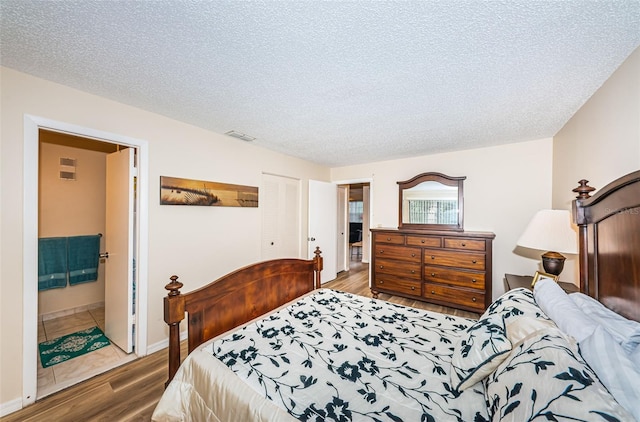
[424, 249, 485, 270]
[406, 235, 442, 248]
[373, 233, 405, 245]
[374, 245, 421, 262]
[423, 282, 485, 311]
[374, 258, 422, 280]
[373, 275, 421, 296]
[424, 266, 485, 289]
[444, 238, 485, 251]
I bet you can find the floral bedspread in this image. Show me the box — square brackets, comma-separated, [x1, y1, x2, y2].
[207, 289, 489, 421]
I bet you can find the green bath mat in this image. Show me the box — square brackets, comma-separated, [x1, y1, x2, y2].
[39, 326, 110, 368]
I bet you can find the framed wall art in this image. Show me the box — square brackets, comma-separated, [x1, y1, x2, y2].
[160, 176, 258, 207]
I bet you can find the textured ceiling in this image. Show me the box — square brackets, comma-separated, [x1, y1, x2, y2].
[2, 1, 639, 167]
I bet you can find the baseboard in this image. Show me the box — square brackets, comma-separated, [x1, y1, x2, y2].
[0, 397, 23, 417]
[146, 338, 168, 355]
[146, 329, 188, 355]
[40, 301, 105, 321]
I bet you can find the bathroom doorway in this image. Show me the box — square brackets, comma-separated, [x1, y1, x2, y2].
[36, 131, 138, 398]
[22, 115, 149, 406]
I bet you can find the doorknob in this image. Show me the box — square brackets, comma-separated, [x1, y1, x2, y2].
[308, 237, 316, 241]
[99, 252, 109, 259]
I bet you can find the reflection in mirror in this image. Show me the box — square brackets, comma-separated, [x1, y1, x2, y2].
[403, 181, 458, 225]
[398, 172, 465, 231]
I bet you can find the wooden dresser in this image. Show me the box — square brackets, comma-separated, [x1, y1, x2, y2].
[371, 228, 495, 313]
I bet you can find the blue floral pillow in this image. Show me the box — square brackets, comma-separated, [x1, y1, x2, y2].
[450, 315, 512, 391]
[484, 328, 634, 422]
[482, 288, 550, 322]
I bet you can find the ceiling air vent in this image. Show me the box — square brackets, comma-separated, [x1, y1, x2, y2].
[225, 130, 256, 142]
[59, 157, 77, 181]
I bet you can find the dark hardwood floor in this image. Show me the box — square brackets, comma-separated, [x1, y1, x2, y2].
[2, 261, 478, 421]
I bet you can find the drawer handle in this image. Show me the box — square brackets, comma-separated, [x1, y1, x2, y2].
[430, 272, 436, 277]
[379, 250, 384, 254]
[411, 286, 415, 290]
[421, 239, 425, 243]
[386, 237, 391, 241]
[379, 265, 384, 269]
[461, 242, 466, 247]
[431, 255, 435, 259]
[472, 297, 477, 302]
[431, 290, 436, 294]
[472, 260, 477, 264]
[379, 280, 384, 284]
[410, 270, 415, 274]
[411, 253, 416, 257]
[472, 279, 477, 283]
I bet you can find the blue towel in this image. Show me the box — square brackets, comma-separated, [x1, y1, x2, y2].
[38, 237, 68, 291]
[67, 235, 100, 285]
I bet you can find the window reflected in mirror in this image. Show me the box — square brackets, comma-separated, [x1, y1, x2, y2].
[404, 181, 458, 225]
[398, 173, 465, 231]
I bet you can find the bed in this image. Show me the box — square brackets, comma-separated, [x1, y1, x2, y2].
[153, 171, 640, 421]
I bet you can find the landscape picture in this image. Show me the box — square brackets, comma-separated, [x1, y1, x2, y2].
[160, 176, 258, 207]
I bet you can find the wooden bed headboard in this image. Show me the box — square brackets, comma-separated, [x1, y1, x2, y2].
[572, 170, 640, 322]
[163, 247, 323, 385]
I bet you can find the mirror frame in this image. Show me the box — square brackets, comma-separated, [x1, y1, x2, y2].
[398, 172, 466, 231]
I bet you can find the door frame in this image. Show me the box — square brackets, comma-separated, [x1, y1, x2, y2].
[22, 115, 149, 406]
[334, 177, 373, 264]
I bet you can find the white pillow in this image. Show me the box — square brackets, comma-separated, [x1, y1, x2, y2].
[533, 278, 598, 342]
[580, 325, 640, 420]
[632, 343, 640, 366]
[570, 292, 640, 353]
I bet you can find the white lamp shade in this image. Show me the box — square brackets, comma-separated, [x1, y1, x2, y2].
[516, 209, 578, 255]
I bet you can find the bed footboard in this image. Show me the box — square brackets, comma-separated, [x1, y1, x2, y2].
[163, 247, 323, 386]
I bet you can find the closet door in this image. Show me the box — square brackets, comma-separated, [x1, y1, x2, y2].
[261, 174, 300, 260]
[105, 148, 135, 353]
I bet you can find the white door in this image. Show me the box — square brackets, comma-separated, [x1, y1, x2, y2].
[337, 186, 348, 272]
[308, 180, 337, 284]
[105, 148, 135, 353]
[261, 174, 300, 259]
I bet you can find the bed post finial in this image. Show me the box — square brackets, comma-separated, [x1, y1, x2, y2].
[313, 247, 323, 289]
[572, 180, 596, 296]
[573, 179, 596, 199]
[165, 275, 183, 296]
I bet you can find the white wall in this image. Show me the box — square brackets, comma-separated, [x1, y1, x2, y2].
[552, 46, 640, 285]
[0, 67, 329, 408]
[331, 138, 554, 301]
[553, 46, 640, 209]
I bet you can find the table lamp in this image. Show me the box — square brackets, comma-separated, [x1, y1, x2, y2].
[516, 209, 578, 277]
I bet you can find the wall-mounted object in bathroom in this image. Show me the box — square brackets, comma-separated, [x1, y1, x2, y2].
[59, 157, 77, 181]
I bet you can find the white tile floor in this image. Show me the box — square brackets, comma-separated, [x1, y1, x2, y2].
[37, 305, 136, 399]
